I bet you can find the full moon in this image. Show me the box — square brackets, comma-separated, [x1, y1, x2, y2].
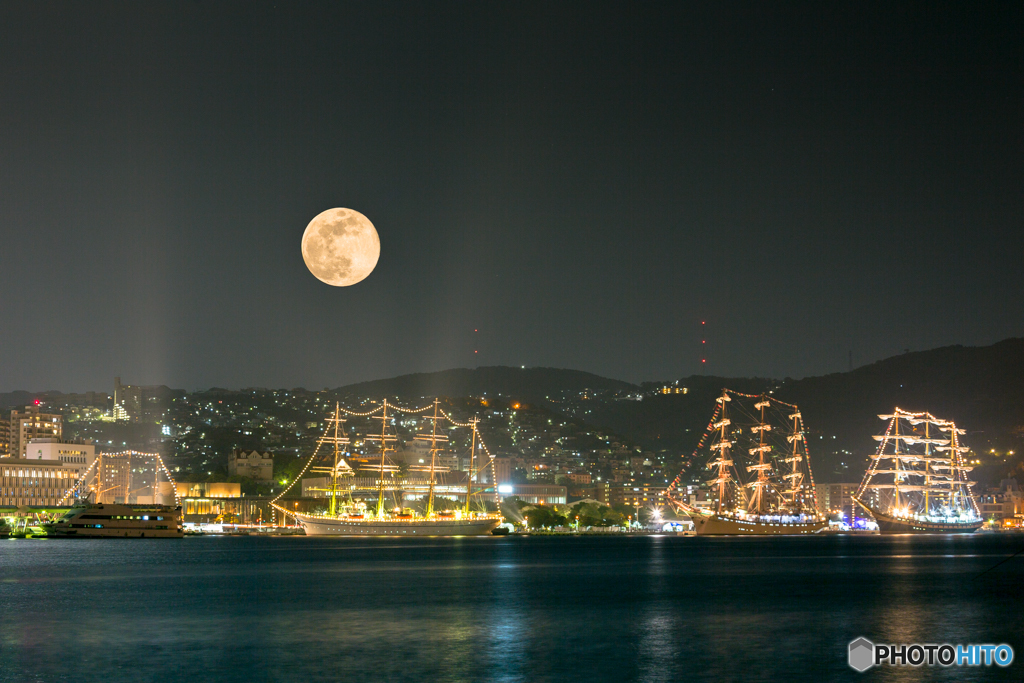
[300, 208, 380, 287]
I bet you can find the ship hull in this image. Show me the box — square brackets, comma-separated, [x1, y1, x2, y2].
[860, 504, 982, 534]
[689, 511, 826, 536]
[295, 513, 501, 536]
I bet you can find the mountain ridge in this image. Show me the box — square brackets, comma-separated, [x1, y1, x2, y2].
[330, 365, 638, 400]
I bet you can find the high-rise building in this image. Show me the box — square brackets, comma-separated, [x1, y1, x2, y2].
[8, 406, 62, 458]
[113, 376, 141, 421]
[112, 377, 181, 422]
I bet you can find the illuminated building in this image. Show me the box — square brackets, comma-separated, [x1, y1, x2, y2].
[0, 458, 80, 507]
[977, 480, 1024, 526]
[0, 418, 9, 457]
[495, 484, 566, 504]
[227, 450, 274, 480]
[175, 482, 242, 498]
[607, 484, 668, 510]
[566, 472, 592, 484]
[176, 482, 252, 523]
[23, 438, 96, 480]
[8, 406, 62, 458]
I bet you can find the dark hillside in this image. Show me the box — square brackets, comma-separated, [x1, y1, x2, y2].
[545, 340, 1024, 484]
[332, 366, 638, 402]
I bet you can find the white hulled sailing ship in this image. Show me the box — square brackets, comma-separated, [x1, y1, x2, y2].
[853, 409, 982, 534]
[279, 400, 501, 536]
[667, 389, 826, 535]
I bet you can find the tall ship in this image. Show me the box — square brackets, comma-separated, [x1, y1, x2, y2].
[667, 389, 827, 535]
[853, 409, 982, 534]
[277, 400, 502, 536]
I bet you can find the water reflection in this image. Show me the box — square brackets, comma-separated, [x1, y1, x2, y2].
[0, 535, 1021, 682]
[636, 536, 678, 682]
[484, 541, 528, 682]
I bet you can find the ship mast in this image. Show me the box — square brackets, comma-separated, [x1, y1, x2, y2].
[96, 451, 103, 504]
[366, 399, 399, 518]
[783, 410, 805, 512]
[327, 404, 349, 517]
[747, 397, 773, 515]
[415, 398, 448, 518]
[427, 400, 439, 517]
[924, 418, 932, 514]
[893, 415, 902, 511]
[942, 428, 958, 511]
[708, 391, 734, 514]
[464, 417, 479, 516]
[939, 421, 980, 517]
[860, 409, 978, 520]
[305, 403, 353, 516]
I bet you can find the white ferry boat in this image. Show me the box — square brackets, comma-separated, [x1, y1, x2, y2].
[46, 503, 183, 538]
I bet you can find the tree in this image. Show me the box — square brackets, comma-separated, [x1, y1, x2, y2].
[523, 505, 567, 529]
[569, 501, 625, 527]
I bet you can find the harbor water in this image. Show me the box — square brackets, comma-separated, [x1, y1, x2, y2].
[2, 534, 1022, 682]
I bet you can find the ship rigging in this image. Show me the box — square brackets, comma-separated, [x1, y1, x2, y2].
[272, 399, 502, 536]
[854, 409, 982, 533]
[667, 389, 826, 535]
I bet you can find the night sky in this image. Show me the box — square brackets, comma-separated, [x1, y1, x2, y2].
[1, 2, 1022, 392]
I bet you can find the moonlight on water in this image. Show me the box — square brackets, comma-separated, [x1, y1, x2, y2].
[301, 208, 380, 286]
